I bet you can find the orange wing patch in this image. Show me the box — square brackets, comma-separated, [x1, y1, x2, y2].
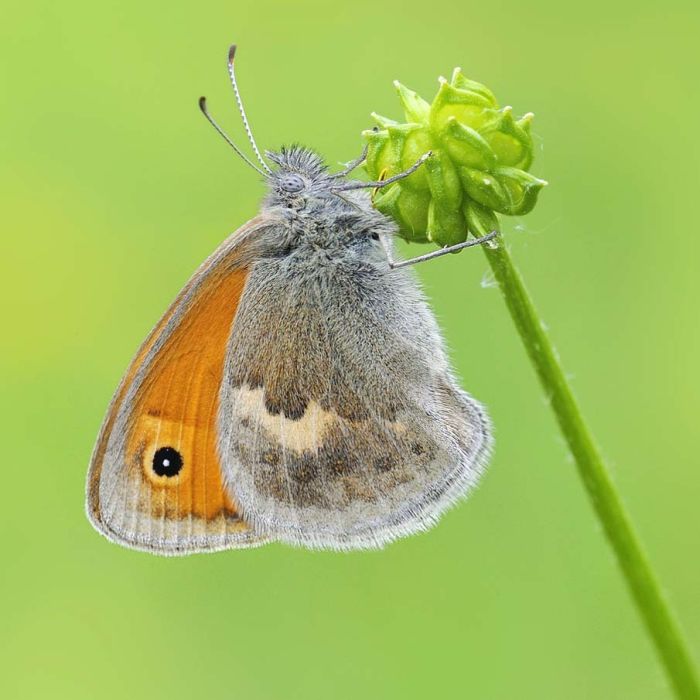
[87, 218, 271, 553]
[125, 267, 248, 521]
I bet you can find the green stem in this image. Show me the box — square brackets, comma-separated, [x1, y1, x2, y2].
[482, 238, 700, 700]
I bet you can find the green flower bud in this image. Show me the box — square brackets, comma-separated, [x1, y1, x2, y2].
[363, 70, 547, 246]
[374, 184, 431, 243]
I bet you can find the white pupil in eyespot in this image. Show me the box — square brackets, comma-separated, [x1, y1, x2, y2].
[152, 446, 183, 477]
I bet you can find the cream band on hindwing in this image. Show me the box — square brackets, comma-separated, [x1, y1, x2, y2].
[231, 385, 408, 454]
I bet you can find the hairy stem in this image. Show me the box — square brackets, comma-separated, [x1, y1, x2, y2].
[481, 238, 699, 700]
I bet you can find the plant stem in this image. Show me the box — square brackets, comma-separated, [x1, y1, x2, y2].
[481, 238, 700, 700]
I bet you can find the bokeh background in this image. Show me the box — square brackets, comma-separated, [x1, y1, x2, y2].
[2, 1, 699, 698]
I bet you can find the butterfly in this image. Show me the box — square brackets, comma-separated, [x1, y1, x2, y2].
[86, 46, 494, 555]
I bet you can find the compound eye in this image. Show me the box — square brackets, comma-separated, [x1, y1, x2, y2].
[280, 173, 305, 193]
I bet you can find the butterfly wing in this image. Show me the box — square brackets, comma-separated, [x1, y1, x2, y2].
[216, 254, 492, 550]
[86, 216, 274, 555]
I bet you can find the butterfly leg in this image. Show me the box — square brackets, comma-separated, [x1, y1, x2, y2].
[380, 231, 499, 270]
[330, 145, 369, 179]
[333, 151, 433, 192]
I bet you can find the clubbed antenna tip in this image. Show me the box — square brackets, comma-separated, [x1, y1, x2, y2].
[225, 43, 272, 174]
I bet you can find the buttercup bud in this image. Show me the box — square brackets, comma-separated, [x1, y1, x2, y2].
[363, 69, 547, 246]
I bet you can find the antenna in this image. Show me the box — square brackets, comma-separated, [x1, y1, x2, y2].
[227, 45, 272, 174]
[198, 97, 268, 176]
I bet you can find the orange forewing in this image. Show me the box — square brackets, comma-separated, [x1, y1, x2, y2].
[124, 266, 248, 521]
[88, 218, 267, 547]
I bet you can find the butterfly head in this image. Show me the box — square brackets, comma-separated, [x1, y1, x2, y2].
[263, 145, 337, 209]
[255, 144, 396, 261]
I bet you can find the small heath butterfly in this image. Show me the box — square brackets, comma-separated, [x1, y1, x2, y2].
[86, 46, 493, 554]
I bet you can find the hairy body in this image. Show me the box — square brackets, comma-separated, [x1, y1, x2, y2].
[87, 145, 491, 553]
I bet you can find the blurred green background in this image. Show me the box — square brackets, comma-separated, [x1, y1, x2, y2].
[1, 1, 699, 698]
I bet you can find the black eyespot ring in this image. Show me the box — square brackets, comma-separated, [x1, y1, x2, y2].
[279, 173, 305, 193]
[371, 232, 379, 240]
[152, 446, 183, 477]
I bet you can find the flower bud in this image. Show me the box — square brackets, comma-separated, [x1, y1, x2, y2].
[363, 70, 547, 246]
